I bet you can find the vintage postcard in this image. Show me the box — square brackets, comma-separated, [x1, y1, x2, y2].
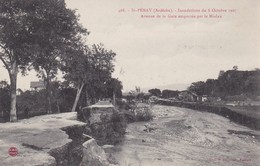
[0, 0, 259, 165]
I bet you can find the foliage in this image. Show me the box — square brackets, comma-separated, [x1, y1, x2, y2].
[62, 43, 117, 111]
[0, 0, 120, 120]
[148, 88, 161, 97]
[57, 86, 77, 112]
[161, 90, 180, 98]
[16, 90, 48, 118]
[104, 78, 123, 98]
[29, 0, 87, 114]
[124, 93, 135, 101]
[84, 44, 116, 100]
[136, 92, 145, 101]
[15, 83, 77, 119]
[134, 104, 153, 121]
[0, 81, 10, 121]
[188, 81, 205, 96]
[187, 68, 260, 100]
[0, 0, 86, 121]
[217, 69, 260, 96]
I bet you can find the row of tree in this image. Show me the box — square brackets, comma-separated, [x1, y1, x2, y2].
[0, 0, 122, 122]
[148, 88, 180, 98]
[146, 67, 260, 100]
[0, 79, 122, 122]
[188, 68, 260, 98]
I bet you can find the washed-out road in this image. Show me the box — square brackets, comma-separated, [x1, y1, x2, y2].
[112, 105, 260, 166]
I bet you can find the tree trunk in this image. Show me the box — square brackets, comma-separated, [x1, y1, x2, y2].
[56, 100, 60, 113]
[9, 60, 18, 122]
[113, 91, 116, 106]
[72, 83, 84, 112]
[85, 88, 90, 106]
[45, 75, 52, 114]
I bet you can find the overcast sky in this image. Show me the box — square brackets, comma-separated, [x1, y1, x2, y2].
[0, 0, 259, 92]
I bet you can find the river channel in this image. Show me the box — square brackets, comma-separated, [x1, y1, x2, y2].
[110, 105, 260, 166]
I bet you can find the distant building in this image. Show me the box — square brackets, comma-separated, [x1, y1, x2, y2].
[201, 95, 208, 102]
[178, 90, 198, 102]
[30, 80, 45, 91]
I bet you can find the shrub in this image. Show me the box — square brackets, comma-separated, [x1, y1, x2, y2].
[134, 105, 153, 121]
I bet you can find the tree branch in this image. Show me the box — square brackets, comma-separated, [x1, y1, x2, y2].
[0, 44, 12, 61]
[0, 53, 11, 73]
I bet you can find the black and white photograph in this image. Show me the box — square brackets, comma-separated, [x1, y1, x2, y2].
[0, 0, 259, 165]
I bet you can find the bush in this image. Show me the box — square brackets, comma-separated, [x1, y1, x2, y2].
[116, 99, 136, 110]
[118, 101, 153, 122]
[134, 105, 153, 121]
[0, 82, 10, 122]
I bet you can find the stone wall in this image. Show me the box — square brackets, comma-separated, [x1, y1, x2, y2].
[156, 100, 260, 130]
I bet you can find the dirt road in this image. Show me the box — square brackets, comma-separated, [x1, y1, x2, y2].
[112, 105, 260, 166]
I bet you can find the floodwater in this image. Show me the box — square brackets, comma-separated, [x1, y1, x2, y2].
[111, 105, 260, 166]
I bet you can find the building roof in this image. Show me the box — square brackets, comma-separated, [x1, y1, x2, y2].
[87, 101, 114, 108]
[30, 81, 45, 89]
[179, 90, 198, 97]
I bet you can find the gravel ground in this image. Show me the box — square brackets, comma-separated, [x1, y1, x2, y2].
[111, 105, 260, 166]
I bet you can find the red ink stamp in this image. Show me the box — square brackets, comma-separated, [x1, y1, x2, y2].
[8, 147, 18, 157]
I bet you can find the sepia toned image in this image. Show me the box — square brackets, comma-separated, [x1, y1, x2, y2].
[0, 0, 259, 165]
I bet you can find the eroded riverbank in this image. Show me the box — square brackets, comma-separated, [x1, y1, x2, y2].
[111, 105, 260, 166]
